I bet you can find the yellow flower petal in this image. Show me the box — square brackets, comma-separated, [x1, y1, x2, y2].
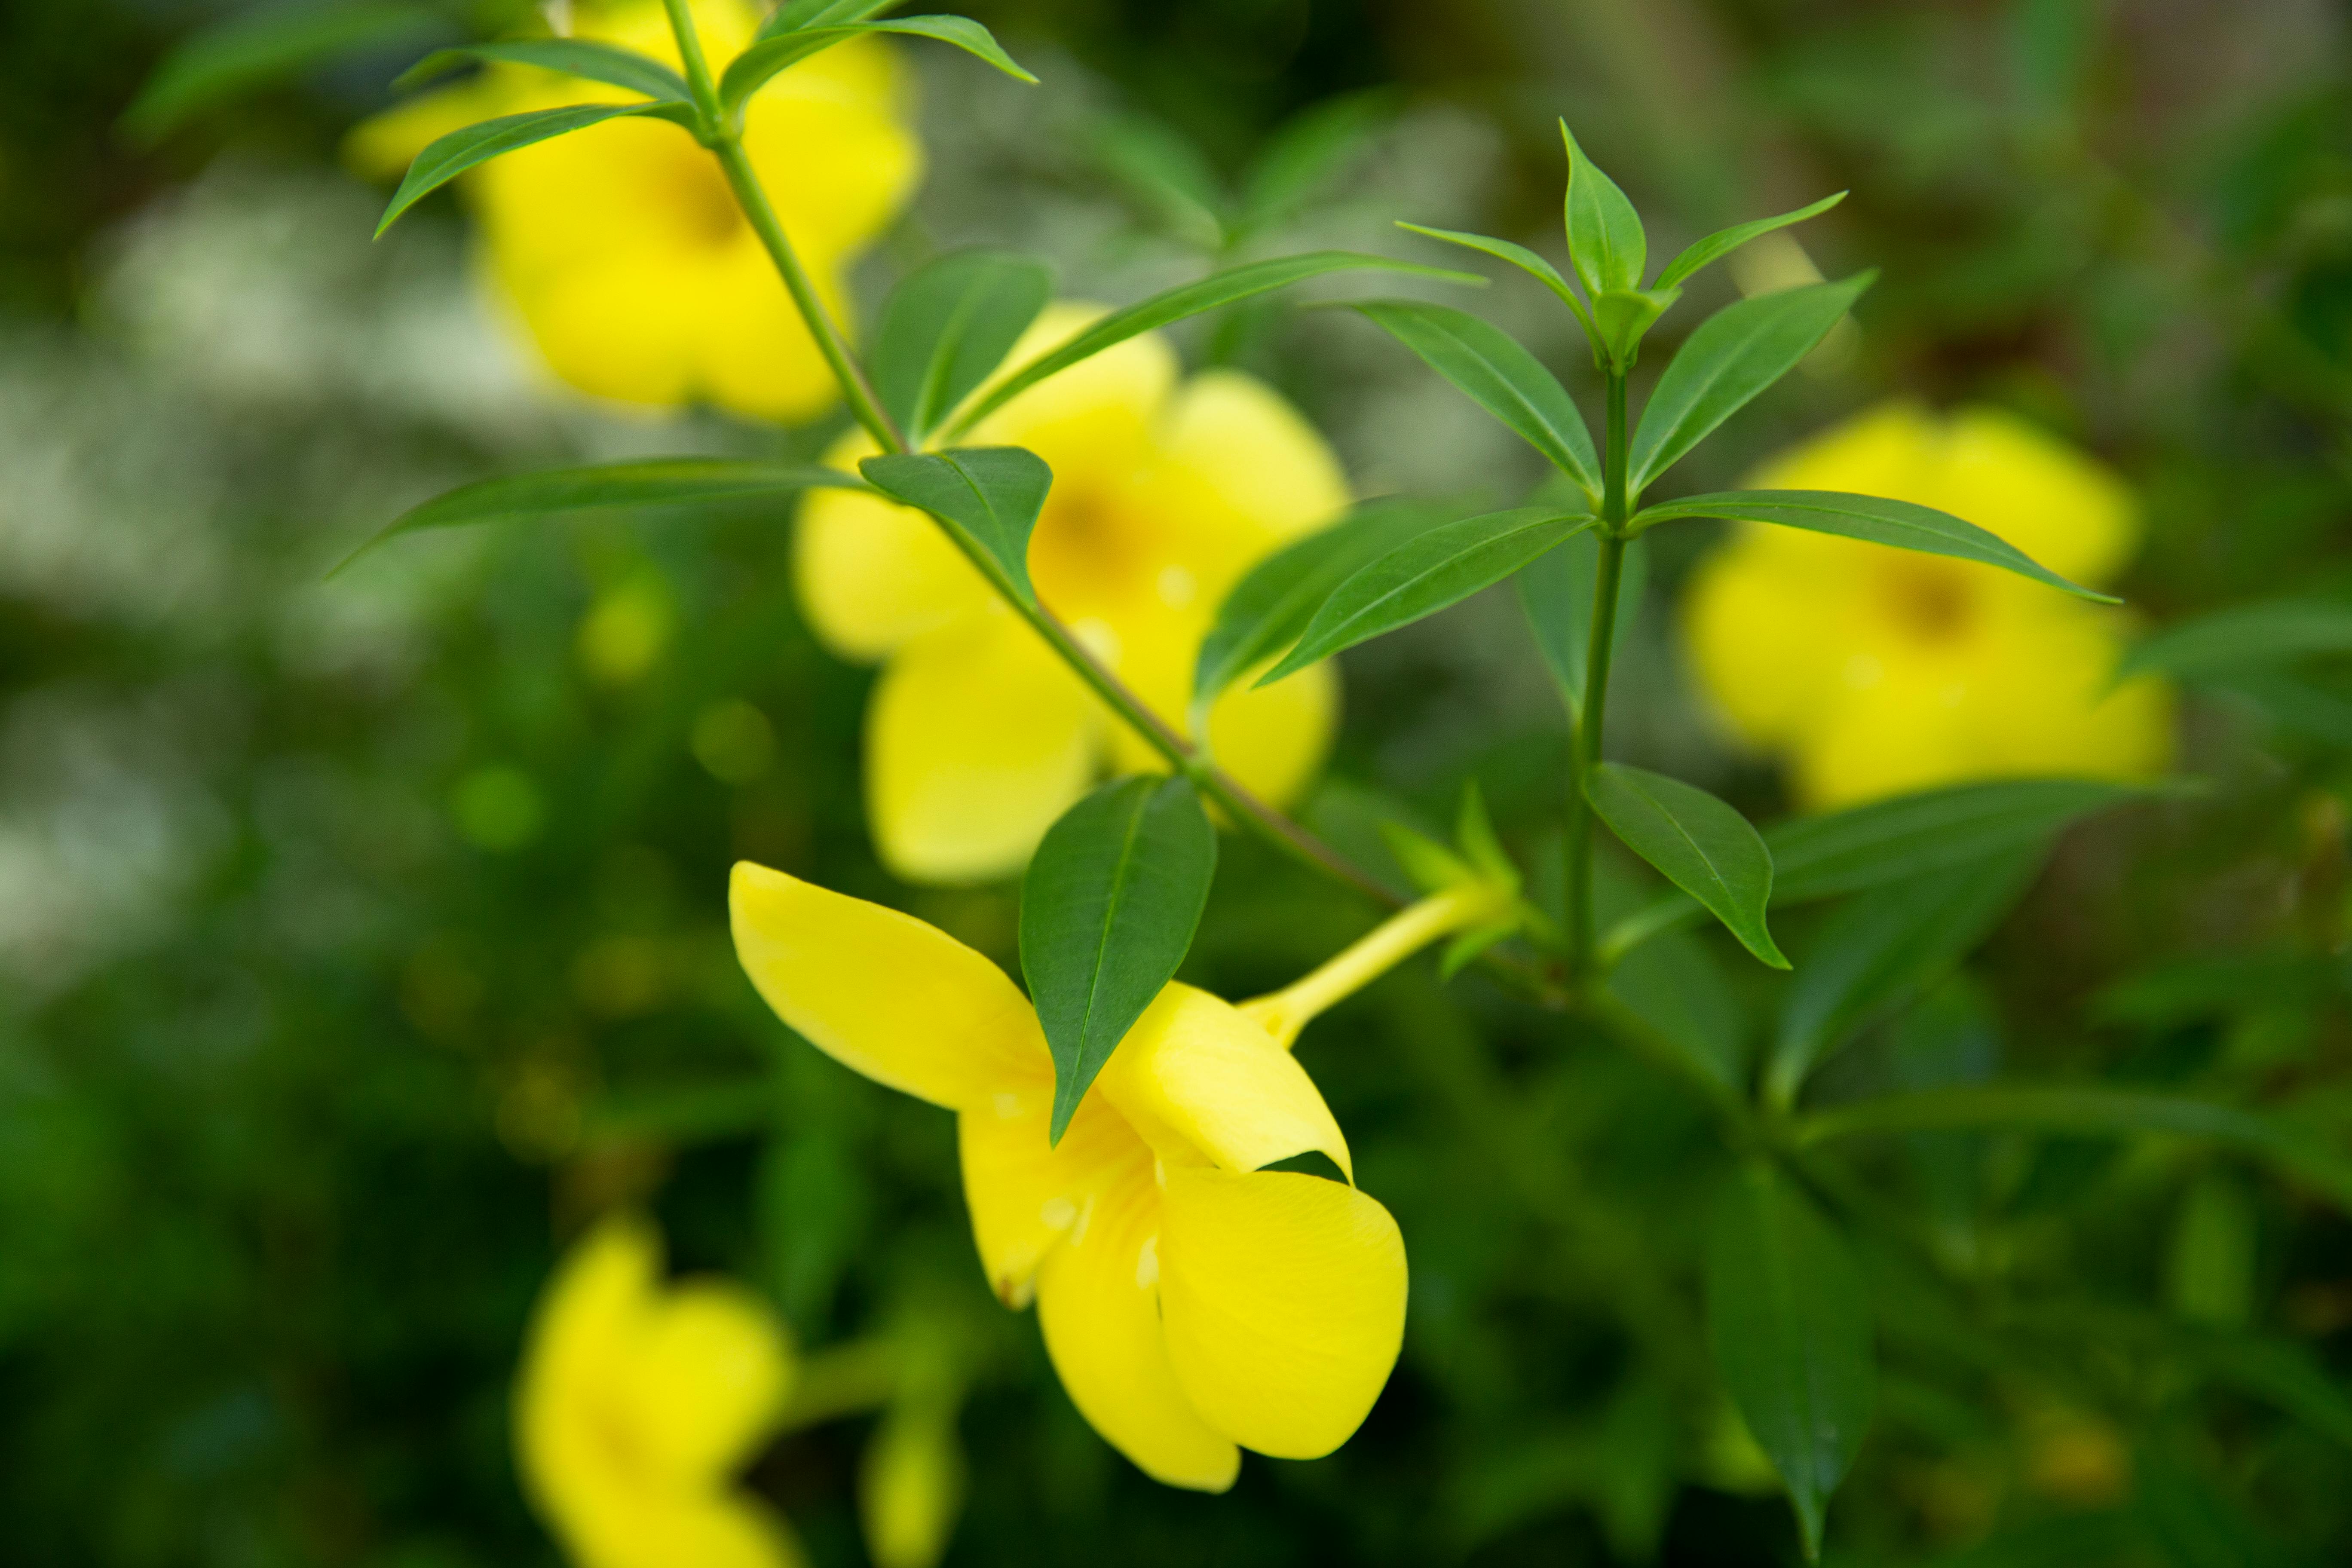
[1094, 984, 1353, 1180]
[968, 303, 1180, 459]
[1157, 1165, 1407, 1460]
[1681, 534, 1866, 749]
[622, 1280, 794, 1484]
[518, 1214, 661, 1514]
[959, 1069, 1151, 1308]
[1141, 368, 1349, 585]
[573, 1494, 808, 1568]
[866, 612, 1102, 883]
[1749, 401, 1939, 500]
[794, 432, 993, 661]
[1935, 407, 2138, 587]
[1032, 1172, 1239, 1491]
[1205, 655, 1338, 809]
[730, 863, 1045, 1109]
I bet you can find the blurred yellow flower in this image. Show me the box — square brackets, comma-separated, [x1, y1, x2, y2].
[1681, 403, 2172, 808]
[350, 0, 919, 421]
[796, 305, 1349, 882]
[517, 1213, 802, 1568]
[730, 862, 1407, 1492]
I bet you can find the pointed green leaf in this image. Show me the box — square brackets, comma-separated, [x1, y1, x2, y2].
[2119, 597, 2352, 682]
[766, 0, 903, 39]
[858, 448, 1051, 606]
[1634, 488, 2113, 602]
[723, 15, 1034, 109]
[1706, 1162, 1875, 1562]
[1519, 530, 1648, 721]
[123, 0, 441, 143]
[943, 251, 1481, 440]
[1561, 122, 1647, 296]
[1626, 273, 1874, 493]
[1093, 113, 1229, 247]
[336, 459, 866, 573]
[395, 39, 692, 102]
[1021, 777, 1217, 1142]
[1607, 923, 1746, 1090]
[1348, 301, 1600, 496]
[870, 249, 1054, 441]
[1192, 499, 1440, 707]
[1240, 92, 1390, 230]
[1259, 508, 1596, 685]
[377, 102, 695, 236]
[1590, 286, 1678, 369]
[1394, 222, 1596, 335]
[1654, 192, 1848, 291]
[1584, 762, 1786, 968]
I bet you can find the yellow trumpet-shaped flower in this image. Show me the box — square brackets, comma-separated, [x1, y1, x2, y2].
[730, 861, 1421, 1491]
[795, 305, 1349, 883]
[516, 1213, 802, 1568]
[1681, 402, 2172, 808]
[349, 0, 919, 421]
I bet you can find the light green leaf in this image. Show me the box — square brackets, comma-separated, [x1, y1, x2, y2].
[1585, 763, 1786, 968]
[1347, 300, 1601, 497]
[723, 15, 1033, 110]
[1560, 122, 1647, 296]
[764, 0, 902, 38]
[1626, 273, 1874, 493]
[869, 249, 1054, 442]
[123, 0, 442, 143]
[1258, 508, 1596, 685]
[1240, 92, 1390, 230]
[377, 102, 695, 236]
[1092, 113, 1228, 247]
[858, 448, 1052, 606]
[335, 459, 865, 573]
[1633, 488, 2113, 602]
[1394, 222, 1595, 336]
[395, 39, 692, 102]
[1021, 777, 1217, 1142]
[1519, 530, 1647, 722]
[2118, 597, 2352, 682]
[2167, 1171, 2257, 1329]
[1192, 499, 1441, 707]
[1590, 286, 1678, 370]
[1706, 1163, 1875, 1562]
[943, 251, 1482, 440]
[1654, 192, 1848, 291]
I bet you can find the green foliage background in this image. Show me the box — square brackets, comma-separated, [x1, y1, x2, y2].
[6, 0, 2352, 1563]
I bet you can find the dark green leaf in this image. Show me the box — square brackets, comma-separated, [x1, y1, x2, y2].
[1347, 300, 1601, 496]
[1764, 849, 2041, 1108]
[1607, 923, 1746, 1090]
[858, 448, 1052, 606]
[1519, 530, 1647, 721]
[766, 0, 901, 39]
[2119, 597, 2352, 682]
[1192, 499, 1440, 707]
[1021, 777, 1217, 1142]
[870, 250, 1054, 441]
[336, 459, 865, 573]
[1258, 508, 1596, 685]
[123, 1, 442, 143]
[395, 39, 691, 102]
[723, 15, 1033, 110]
[944, 252, 1482, 439]
[1626, 274, 1874, 493]
[1705, 1162, 1875, 1561]
[1654, 193, 1848, 291]
[377, 102, 694, 236]
[1560, 122, 1646, 296]
[1394, 222, 1595, 334]
[1585, 763, 1787, 968]
[1240, 92, 1390, 229]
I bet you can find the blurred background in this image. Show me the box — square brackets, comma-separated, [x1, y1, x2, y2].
[6, 0, 2352, 1563]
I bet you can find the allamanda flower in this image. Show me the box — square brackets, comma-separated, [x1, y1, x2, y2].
[729, 863, 1501, 1488]
[1681, 402, 2172, 808]
[516, 1213, 800, 1568]
[795, 305, 1348, 883]
[350, 0, 918, 421]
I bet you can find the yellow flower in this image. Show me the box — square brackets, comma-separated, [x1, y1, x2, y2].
[729, 861, 1409, 1491]
[1681, 403, 2172, 808]
[795, 305, 1349, 882]
[516, 1213, 802, 1568]
[349, 0, 919, 421]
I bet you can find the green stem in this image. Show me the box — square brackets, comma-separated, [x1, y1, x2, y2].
[1565, 371, 1631, 978]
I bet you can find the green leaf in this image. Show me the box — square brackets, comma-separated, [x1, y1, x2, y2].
[123, 1, 443, 143]
[336, 459, 865, 573]
[1590, 286, 1678, 370]
[1585, 763, 1787, 968]
[1607, 923, 1746, 1090]
[1634, 488, 2114, 602]
[1020, 777, 1217, 1142]
[765, 0, 903, 39]
[1192, 499, 1440, 707]
[1257, 508, 1596, 685]
[1394, 222, 1596, 335]
[2167, 1171, 2257, 1329]
[395, 39, 692, 102]
[1625, 274, 1874, 493]
[377, 102, 695, 236]
[723, 15, 1034, 110]
[943, 251, 1482, 440]
[1705, 1162, 1875, 1562]
[1519, 530, 1647, 721]
[858, 448, 1052, 607]
[1092, 113, 1229, 247]
[1654, 192, 1848, 291]
[1764, 849, 2041, 1108]
[1348, 301, 1601, 497]
[869, 249, 1054, 442]
[2119, 597, 2352, 682]
[1240, 92, 1390, 230]
[1560, 122, 1647, 297]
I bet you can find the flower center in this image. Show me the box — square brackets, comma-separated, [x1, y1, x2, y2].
[1880, 560, 1977, 645]
[655, 148, 749, 249]
[1029, 483, 1152, 616]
